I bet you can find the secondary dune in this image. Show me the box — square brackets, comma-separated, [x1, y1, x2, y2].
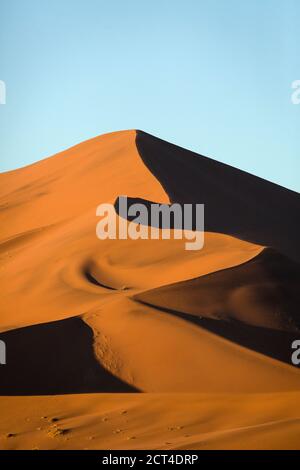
[0, 129, 299, 449]
[0, 317, 137, 395]
[134, 248, 300, 364]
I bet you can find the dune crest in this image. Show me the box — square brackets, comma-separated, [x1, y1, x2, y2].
[1, 129, 300, 449]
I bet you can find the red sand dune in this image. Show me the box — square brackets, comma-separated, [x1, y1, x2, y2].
[0, 130, 299, 449]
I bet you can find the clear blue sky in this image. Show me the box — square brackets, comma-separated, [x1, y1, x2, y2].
[0, 0, 299, 191]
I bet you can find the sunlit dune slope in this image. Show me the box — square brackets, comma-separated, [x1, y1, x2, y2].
[1, 392, 300, 450]
[84, 296, 300, 393]
[135, 248, 300, 332]
[0, 130, 264, 332]
[1, 129, 300, 449]
[0, 130, 167, 239]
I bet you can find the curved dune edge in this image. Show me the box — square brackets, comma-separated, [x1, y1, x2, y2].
[0, 316, 137, 395]
[136, 130, 300, 262]
[0, 135, 265, 332]
[1, 393, 300, 449]
[134, 247, 300, 332]
[84, 295, 300, 394]
[0, 225, 263, 332]
[0, 129, 300, 449]
[77, 228, 264, 292]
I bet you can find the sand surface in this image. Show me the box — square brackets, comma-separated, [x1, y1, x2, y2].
[0, 130, 299, 449]
[1, 393, 300, 450]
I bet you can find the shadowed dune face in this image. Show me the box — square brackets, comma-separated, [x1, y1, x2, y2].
[0, 317, 137, 395]
[136, 130, 300, 262]
[0, 129, 300, 448]
[133, 248, 300, 367]
[84, 297, 300, 393]
[147, 309, 300, 367]
[135, 249, 300, 333]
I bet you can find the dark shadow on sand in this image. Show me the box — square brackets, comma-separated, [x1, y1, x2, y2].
[134, 249, 300, 367]
[135, 298, 299, 367]
[0, 317, 138, 395]
[136, 130, 300, 263]
[114, 196, 201, 230]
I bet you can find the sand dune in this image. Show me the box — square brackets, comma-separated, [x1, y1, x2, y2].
[0, 129, 299, 449]
[136, 130, 300, 262]
[1, 393, 300, 450]
[134, 248, 300, 365]
[0, 317, 137, 395]
[84, 297, 300, 393]
[135, 247, 300, 331]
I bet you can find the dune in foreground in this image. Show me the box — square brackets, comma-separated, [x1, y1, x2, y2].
[1, 393, 300, 450]
[0, 130, 299, 449]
